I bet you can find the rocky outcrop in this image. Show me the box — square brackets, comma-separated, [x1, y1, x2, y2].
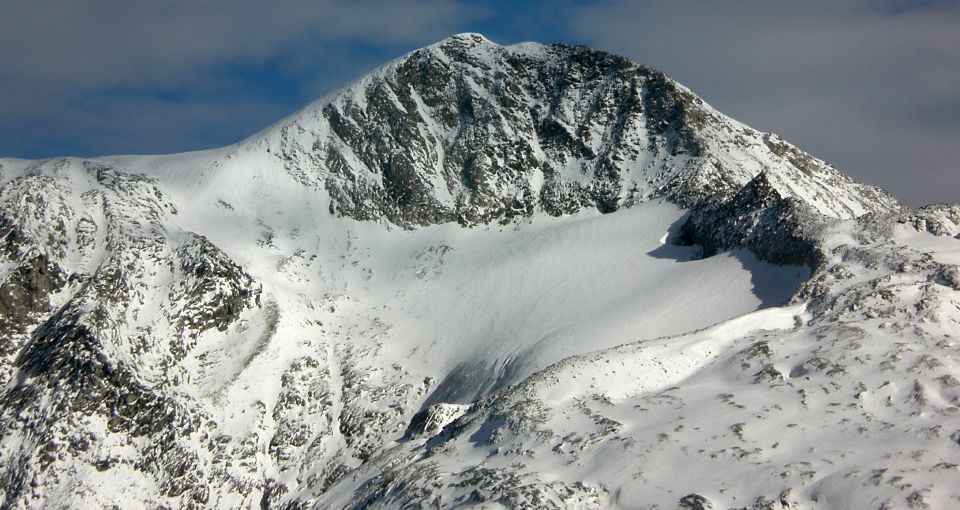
[678, 172, 826, 267]
[0, 161, 264, 509]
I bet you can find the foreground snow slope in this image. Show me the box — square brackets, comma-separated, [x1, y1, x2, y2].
[0, 34, 957, 510]
[325, 213, 960, 510]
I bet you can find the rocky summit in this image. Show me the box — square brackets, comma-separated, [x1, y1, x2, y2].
[1, 33, 958, 509]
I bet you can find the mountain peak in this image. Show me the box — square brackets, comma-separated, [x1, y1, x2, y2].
[1, 35, 955, 510]
[258, 35, 898, 227]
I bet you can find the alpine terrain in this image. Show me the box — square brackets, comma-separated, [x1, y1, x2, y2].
[1, 33, 959, 509]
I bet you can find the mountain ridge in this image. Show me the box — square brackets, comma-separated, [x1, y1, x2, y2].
[0, 34, 957, 509]
[245, 33, 900, 227]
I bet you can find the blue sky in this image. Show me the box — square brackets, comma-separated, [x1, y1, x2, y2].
[1, 0, 957, 205]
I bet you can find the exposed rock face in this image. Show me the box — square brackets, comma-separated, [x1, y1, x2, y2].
[0, 162, 262, 508]
[0, 34, 955, 510]
[261, 33, 899, 227]
[903, 203, 960, 237]
[678, 172, 826, 267]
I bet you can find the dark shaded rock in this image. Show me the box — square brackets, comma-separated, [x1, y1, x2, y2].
[936, 265, 960, 291]
[679, 493, 714, 510]
[0, 254, 65, 342]
[754, 365, 785, 384]
[678, 172, 825, 268]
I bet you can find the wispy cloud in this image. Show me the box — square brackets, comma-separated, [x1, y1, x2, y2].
[0, 0, 482, 156]
[0, 0, 478, 89]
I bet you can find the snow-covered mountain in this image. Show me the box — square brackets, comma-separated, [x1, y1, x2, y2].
[1, 33, 958, 509]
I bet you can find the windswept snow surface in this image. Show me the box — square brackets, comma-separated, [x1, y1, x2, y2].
[323, 202, 807, 404]
[310, 209, 960, 509]
[93, 147, 807, 413]
[159, 153, 808, 408]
